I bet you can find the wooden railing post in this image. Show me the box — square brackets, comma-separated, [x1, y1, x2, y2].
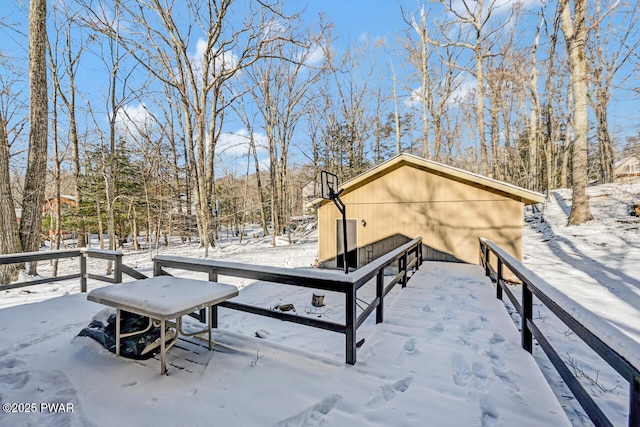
[209, 269, 219, 328]
[484, 244, 490, 277]
[401, 253, 408, 288]
[522, 284, 533, 353]
[80, 252, 87, 292]
[345, 286, 357, 365]
[376, 269, 384, 324]
[496, 259, 503, 300]
[630, 375, 640, 427]
[153, 259, 162, 277]
[114, 253, 123, 283]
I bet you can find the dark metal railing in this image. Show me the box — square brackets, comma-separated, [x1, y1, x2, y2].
[479, 237, 640, 427]
[153, 237, 423, 365]
[0, 248, 147, 292]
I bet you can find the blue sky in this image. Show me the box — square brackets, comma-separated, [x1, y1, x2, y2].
[302, 1, 407, 43]
[1, 0, 639, 176]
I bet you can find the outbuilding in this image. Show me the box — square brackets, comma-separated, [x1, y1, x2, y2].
[312, 153, 544, 269]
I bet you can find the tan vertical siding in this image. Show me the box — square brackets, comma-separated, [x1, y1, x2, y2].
[318, 163, 525, 265]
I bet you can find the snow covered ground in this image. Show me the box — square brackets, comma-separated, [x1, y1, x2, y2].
[0, 181, 638, 426]
[521, 182, 640, 426]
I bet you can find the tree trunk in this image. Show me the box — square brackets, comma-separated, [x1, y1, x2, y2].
[0, 117, 23, 284]
[595, 91, 614, 183]
[250, 125, 269, 237]
[19, 0, 48, 275]
[560, 0, 594, 225]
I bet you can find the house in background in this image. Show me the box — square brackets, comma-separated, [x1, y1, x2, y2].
[310, 153, 544, 270]
[43, 195, 77, 213]
[614, 155, 640, 183]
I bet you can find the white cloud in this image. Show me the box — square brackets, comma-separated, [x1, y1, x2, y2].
[216, 128, 268, 157]
[262, 19, 287, 40]
[304, 44, 325, 67]
[115, 102, 154, 135]
[445, 0, 541, 21]
[189, 38, 239, 80]
[405, 74, 477, 109]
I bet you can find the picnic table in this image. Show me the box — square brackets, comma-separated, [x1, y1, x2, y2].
[87, 276, 239, 375]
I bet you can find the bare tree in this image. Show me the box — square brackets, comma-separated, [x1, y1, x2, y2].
[528, 11, 543, 191]
[234, 102, 269, 237]
[0, 57, 27, 283]
[82, 1, 145, 270]
[47, 21, 64, 276]
[321, 39, 374, 181]
[51, 3, 87, 246]
[587, 0, 638, 183]
[559, 0, 594, 224]
[246, 24, 326, 244]
[19, 0, 48, 274]
[84, 0, 294, 255]
[433, 0, 511, 176]
[541, 3, 563, 195]
[0, 115, 23, 283]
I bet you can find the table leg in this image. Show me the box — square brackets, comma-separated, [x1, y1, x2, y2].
[160, 319, 166, 375]
[116, 309, 121, 356]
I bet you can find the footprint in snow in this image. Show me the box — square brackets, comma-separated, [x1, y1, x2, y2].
[472, 362, 489, 392]
[460, 319, 481, 336]
[365, 376, 413, 409]
[394, 337, 418, 366]
[451, 353, 471, 387]
[273, 394, 342, 427]
[492, 367, 520, 392]
[486, 349, 506, 371]
[429, 322, 444, 337]
[480, 395, 500, 427]
[0, 371, 30, 390]
[0, 357, 26, 370]
[489, 333, 505, 345]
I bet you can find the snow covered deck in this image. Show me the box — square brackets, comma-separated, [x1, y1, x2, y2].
[0, 262, 570, 426]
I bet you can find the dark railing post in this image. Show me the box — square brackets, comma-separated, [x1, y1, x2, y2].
[522, 284, 533, 353]
[345, 286, 356, 365]
[496, 259, 503, 300]
[376, 270, 384, 324]
[631, 375, 640, 427]
[80, 252, 87, 293]
[114, 253, 123, 283]
[153, 260, 162, 277]
[401, 253, 408, 288]
[484, 244, 490, 277]
[209, 270, 219, 328]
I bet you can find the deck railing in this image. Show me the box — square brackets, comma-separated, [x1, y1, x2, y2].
[0, 238, 422, 365]
[479, 237, 640, 427]
[0, 248, 147, 292]
[153, 237, 423, 365]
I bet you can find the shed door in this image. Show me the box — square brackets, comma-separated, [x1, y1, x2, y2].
[336, 219, 357, 270]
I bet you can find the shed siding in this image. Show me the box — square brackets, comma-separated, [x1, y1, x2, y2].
[318, 164, 524, 265]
